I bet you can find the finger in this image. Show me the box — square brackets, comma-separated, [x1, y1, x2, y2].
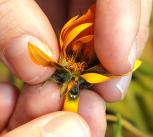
[93, 74, 132, 102]
[136, 0, 152, 58]
[78, 89, 106, 137]
[0, 0, 59, 84]
[37, 0, 67, 35]
[68, 0, 95, 18]
[95, 0, 141, 74]
[3, 112, 91, 137]
[0, 82, 18, 131]
[8, 81, 63, 130]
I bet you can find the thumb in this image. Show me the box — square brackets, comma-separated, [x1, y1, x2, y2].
[0, 0, 59, 84]
[2, 112, 90, 137]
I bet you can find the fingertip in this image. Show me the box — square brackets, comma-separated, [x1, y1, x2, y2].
[5, 112, 91, 137]
[8, 81, 63, 129]
[0, 0, 59, 84]
[41, 112, 91, 137]
[79, 89, 106, 137]
[93, 74, 132, 102]
[0, 82, 19, 131]
[2, 35, 58, 84]
[95, 0, 140, 74]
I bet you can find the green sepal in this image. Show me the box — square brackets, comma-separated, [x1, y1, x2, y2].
[78, 77, 92, 89]
[51, 68, 73, 95]
[84, 64, 107, 74]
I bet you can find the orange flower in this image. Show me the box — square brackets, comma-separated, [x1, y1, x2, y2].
[28, 4, 141, 112]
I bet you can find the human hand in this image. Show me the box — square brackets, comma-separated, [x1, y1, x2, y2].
[0, 0, 152, 137]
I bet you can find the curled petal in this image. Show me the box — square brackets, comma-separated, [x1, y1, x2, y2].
[81, 73, 110, 84]
[64, 23, 93, 48]
[28, 42, 54, 66]
[74, 35, 94, 44]
[63, 4, 95, 38]
[60, 15, 79, 48]
[71, 35, 94, 55]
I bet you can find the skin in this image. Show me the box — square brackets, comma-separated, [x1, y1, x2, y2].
[0, 0, 152, 137]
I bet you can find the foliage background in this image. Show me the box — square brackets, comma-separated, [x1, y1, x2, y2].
[0, 8, 153, 137]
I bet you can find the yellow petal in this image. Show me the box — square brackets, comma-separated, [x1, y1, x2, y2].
[74, 35, 94, 44]
[64, 23, 93, 48]
[118, 60, 142, 77]
[71, 35, 94, 54]
[61, 16, 79, 34]
[63, 4, 95, 37]
[60, 15, 79, 48]
[119, 60, 142, 77]
[63, 80, 79, 112]
[133, 60, 142, 72]
[63, 94, 79, 112]
[81, 73, 110, 84]
[62, 5, 95, 40]
[28, 42, 54, 66]
[60, 4, 95, 50]
[81, 60, 142, 84]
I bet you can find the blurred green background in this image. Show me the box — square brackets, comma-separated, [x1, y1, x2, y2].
[1, 8, 153, 137]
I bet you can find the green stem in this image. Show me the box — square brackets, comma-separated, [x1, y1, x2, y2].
[106, 115, 152, 137]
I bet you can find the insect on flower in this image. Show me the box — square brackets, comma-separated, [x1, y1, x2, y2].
[28, 5, 141, 112]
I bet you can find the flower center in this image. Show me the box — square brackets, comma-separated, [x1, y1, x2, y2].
[66, 56, 86, 73]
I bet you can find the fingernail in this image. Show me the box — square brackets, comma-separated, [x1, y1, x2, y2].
[2, 35, 53, 83]
[116, 74, 132, 99]
[128, 42, 137, 69]
[41, 114, 90, 137]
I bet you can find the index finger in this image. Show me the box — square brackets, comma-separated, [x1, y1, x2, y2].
[95, 0, 141, 75]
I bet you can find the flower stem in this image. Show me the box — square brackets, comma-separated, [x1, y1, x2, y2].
[106, 114, 151, 137]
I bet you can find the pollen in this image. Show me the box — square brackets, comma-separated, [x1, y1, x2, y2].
[66, 56, 86, 73]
